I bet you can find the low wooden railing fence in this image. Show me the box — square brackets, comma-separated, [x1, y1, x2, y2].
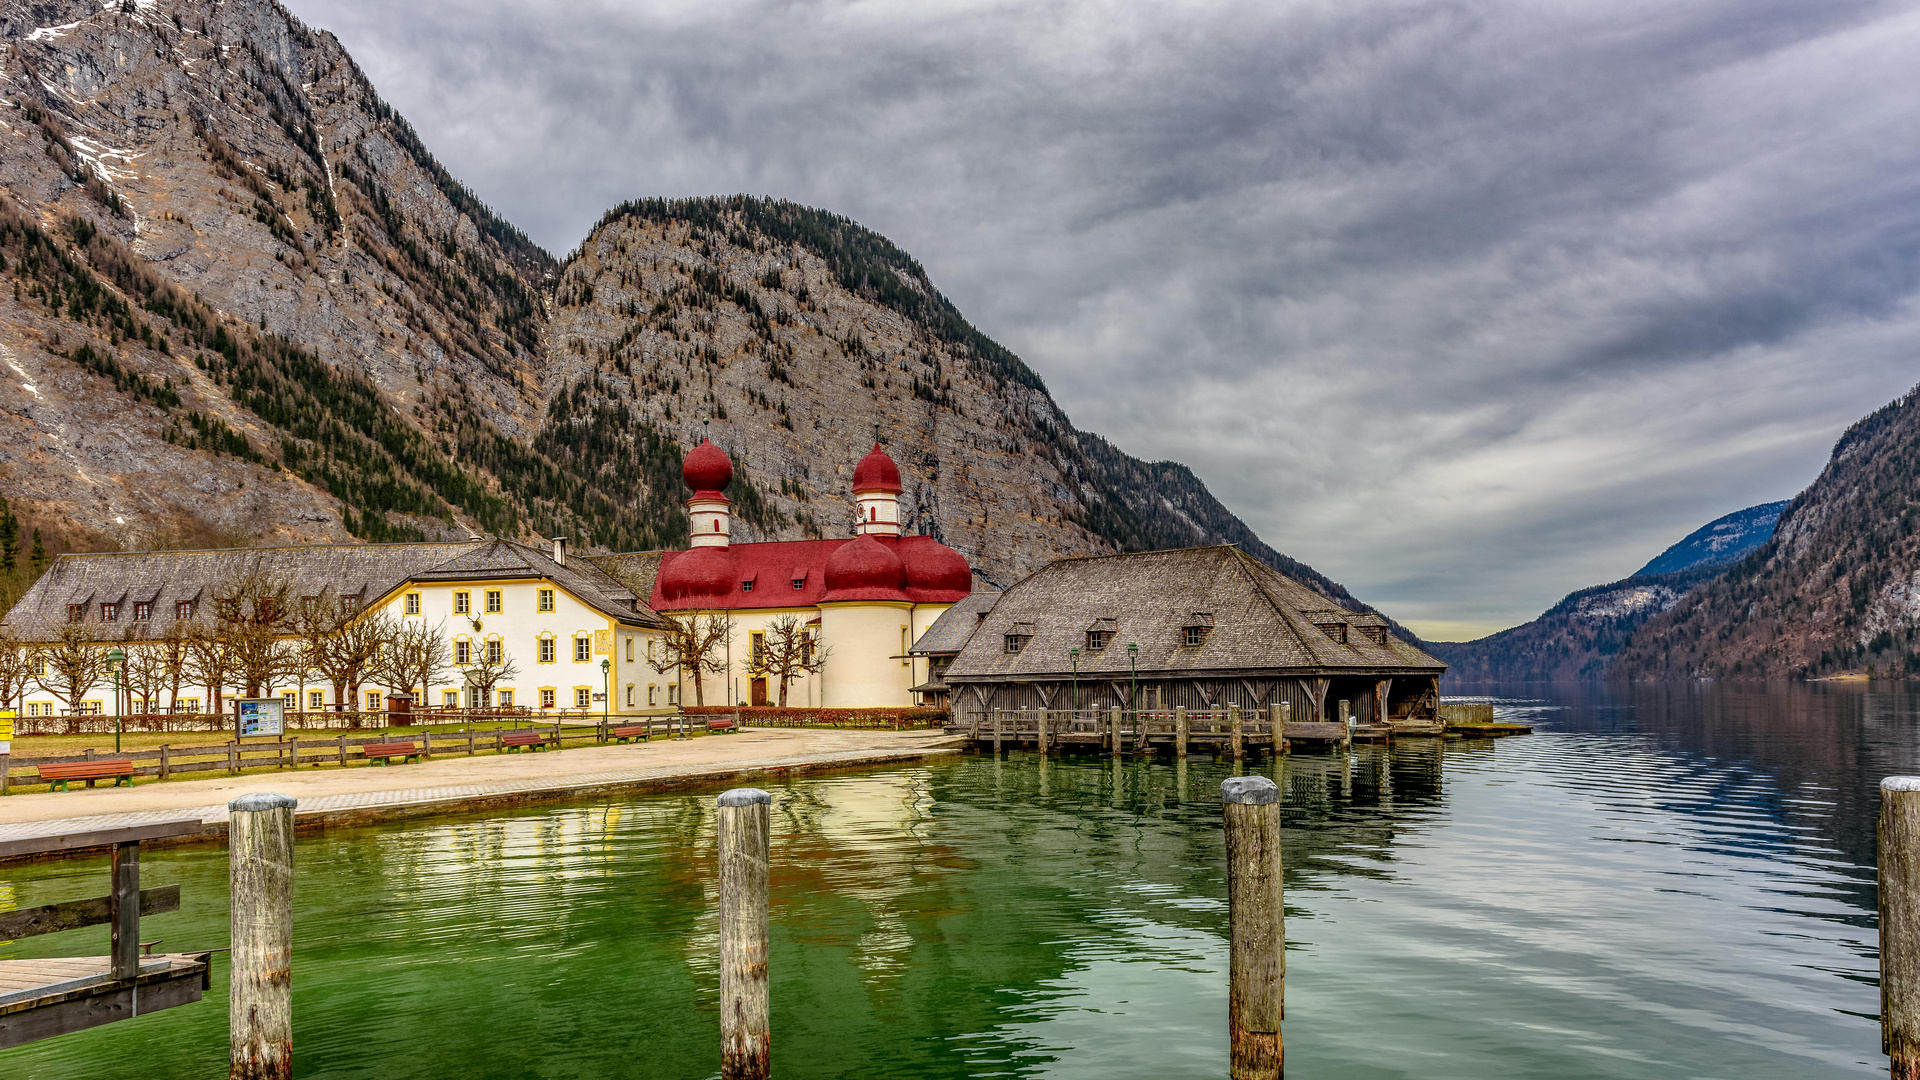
[3, 707, 614, 737]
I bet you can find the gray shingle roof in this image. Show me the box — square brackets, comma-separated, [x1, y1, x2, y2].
[1, 538, 671, 641]
[942, 546, 1445, 680]
[909, 589, 1001, 656]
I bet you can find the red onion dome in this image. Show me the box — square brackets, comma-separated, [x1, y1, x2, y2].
[851, 443, 903, 494]
[822, 534, 909, 602]
[683, 439, 733, 496]
[658, 546, 735, 603]
[901, 537, 973, 601]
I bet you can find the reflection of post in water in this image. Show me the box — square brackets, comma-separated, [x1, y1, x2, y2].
[1111, 754, 1124, 808]
[1176, 757, 1189, 802]
[1037, 752, 1050, 797]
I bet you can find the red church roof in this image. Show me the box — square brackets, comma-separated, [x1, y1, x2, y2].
[652, 535, 972, 610]
[851, 443, 903, 494]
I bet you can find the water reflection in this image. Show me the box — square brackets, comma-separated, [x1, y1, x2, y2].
[0, 682, 1905, 1078]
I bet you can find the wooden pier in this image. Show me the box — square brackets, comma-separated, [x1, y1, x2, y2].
[948, 705, 1445, 753]
[0, 820, 212, 1049]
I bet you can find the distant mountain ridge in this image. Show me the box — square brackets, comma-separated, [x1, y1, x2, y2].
[1635, 501, 1789, 576]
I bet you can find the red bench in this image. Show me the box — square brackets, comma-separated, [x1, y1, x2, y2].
[37, 759, 136, 791]
[610, 725, 650, 744]
[362, 742, 420, 765]
[501, 732, 548, 753]
[706, 718, 738, 734]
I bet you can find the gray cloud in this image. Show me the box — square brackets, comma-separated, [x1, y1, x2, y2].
[286, 0, 1920, 637]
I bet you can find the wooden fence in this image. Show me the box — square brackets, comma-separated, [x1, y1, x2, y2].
[3, 707, 613, 737]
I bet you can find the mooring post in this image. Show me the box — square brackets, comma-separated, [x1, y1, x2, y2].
[1230, 705, 1245, 761]
[1272, 702, 1288, 756]
[110, 840, 140, 980]
[718, 787, 772, 1080]
[230, 792, 296, 1080]
[1338, 699, 1352, 751]
[1176, 706, 1190, 759]
[1884, 777, 1920, 1078]
[1222, 775, 1283, 1080]
[1037, 709, 1050, 754]
[993, 709, 1003, 755]
[1110, 706, 1123, 758]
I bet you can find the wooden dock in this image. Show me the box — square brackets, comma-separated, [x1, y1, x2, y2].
[947, 707, 1445, 753]
[0, 820, 212, 1049]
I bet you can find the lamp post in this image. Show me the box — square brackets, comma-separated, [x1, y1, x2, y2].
[106, 646, 125, 753]
[1069, 648, 1081, 712]
[600, 657, 611, 726]
[1126, 643, 1138, 724]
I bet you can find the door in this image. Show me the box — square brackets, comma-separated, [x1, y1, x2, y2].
[751, 678, 769, 707]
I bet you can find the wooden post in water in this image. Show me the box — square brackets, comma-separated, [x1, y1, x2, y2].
[1338, 699, 1352, 751]
[718, 787, 772, 1080]
[1176, 706, 1189, 759]
[1230, 705, 1244, 761]
[230, 792, 296, 1080]
[993, 709, 1004, 755]
[1222, 775, 1283, 1080]
[1884, 777, 1920, 1078]
[1110, 707, 1123, 758]
[1272, 703, 1288, 756]
[110, 840, 140, 980]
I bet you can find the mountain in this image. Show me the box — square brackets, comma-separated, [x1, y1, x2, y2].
[1428, 500, 1788, 682]
[0, 0, 1391, 621]
[1615, 384, 1920, 680]
[1634, 501, 1789, 576]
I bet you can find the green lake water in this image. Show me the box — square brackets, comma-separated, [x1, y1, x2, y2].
[0, 682, 1905, 1077]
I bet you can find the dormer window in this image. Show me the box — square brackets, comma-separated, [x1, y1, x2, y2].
[741, 572, 757, 593]
[1315, 622, 1349, 644]
[66, 604, 84, 622]
[1181, 612, 1214, 647]
[1085, 617, 1116, 651]
[1005, 621, 1036, 654]
[1357, 626, 1388, 646]
[177, 601, 195, 620]
[101, 603, 118, 621]
[133, 602, 152, 621]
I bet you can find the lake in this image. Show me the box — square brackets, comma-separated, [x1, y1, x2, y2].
[0, 682, 1907, 1078]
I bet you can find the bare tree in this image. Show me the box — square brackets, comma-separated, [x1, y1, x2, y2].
[36, 621, 108, 732]
[462, 636, 519, 710]
[378, 618, 449, 709]
[153, 621, 191, 714]
[296, 595, 385, 718]
[212, 570, 297, 696]
[650, 612, 732, 706]
[183, 623, 232, 716]
[753, 614, 825, 707]
[121, 637, 172, 718]
[0, 626, 36, 715]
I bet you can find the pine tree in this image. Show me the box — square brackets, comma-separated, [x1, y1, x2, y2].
[0, 495, 16, 573]
[29, 529, 47, 575]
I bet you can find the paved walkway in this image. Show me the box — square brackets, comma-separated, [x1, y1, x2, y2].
[0, 728, 964, 850]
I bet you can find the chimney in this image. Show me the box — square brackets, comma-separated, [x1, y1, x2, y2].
[552, 536, 568, 566]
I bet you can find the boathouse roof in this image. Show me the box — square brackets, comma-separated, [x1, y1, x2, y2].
[909, 589, 1002, 656]
[941, 546, 1445, 681]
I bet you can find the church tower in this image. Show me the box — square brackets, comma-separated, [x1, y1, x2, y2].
[851, 443, 903, 537]
[683, 439, 733, 548]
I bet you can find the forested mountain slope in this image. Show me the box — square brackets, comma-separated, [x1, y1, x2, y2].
[0, 0, 1392, 620]
[1616, 384, 1920, 679]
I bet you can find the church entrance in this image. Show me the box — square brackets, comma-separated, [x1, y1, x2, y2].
[751, 678, 769, 707]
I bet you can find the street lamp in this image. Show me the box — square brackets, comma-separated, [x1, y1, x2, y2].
[106, 646, 125, 754]
[600, 657, 611, 727]
[1069, 647, 1081, 712]
[1126, 643, 1138, 724]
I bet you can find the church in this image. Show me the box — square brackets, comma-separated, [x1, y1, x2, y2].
[620, 439, 976, 708]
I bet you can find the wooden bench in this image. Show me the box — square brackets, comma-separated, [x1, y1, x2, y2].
[501, 732, 548, 753]
[362, 742, 421, 765]
[610, 725, 650, 744]
[37, 759, 136, 791]
[706, 718, 739, 734]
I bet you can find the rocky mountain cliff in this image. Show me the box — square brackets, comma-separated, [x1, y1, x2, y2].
[1430, 500, 1787, 682]
[1615, 384, 1920, 679]
[0, 0, 1389, 616]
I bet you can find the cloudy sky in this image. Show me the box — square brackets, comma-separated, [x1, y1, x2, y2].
[287, 0, 1920, 639]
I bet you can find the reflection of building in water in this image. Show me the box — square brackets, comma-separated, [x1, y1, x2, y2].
[936, 545, 1448, 727]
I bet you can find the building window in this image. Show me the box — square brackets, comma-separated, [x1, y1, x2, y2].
[538, 588, 555, 612]
[750, 631, 766, 669]
[486, 590, 503, 614]
[626, 684, 634, 706]
[1184, 626, 1208, 647]
[647, 638, 657, 662]
[445, 690, 461, 709]
[575, 687, 591, 708]
[741, 580, 754, 593]
[792, 577, 805, 590]
[177, 600, 194, 620]
[1005, 634, 1029, 654]
[626, 637, 634, 661]
[282, 692, 297, 711]
[66, 604, 83, 622]
[309, 690, 325, 710]
[134, 602, 152, 621]
[454, 591, 470, 615]
[486, 639, 503, 664]
[101, 602, 118, 621]
[539, 636, 556, 664]
[1086, 630, 1112, 651]
[366, 691, 381, 711]
[405, 592, 422, 615]
[1314, 623, 1347, 645]
[468, 686, 484, 709]
[648, 685, 658, 706]
[575, 636, 591, 662]
[902, 626, 911, 666]
[498, 689, 514, 707]
[668, 684, 679, 706]
[540, 688, 556, 709]
[77, 701, 103, 716]
[455, 640, 472, 666]
[178, 697, 199, 713]
[1183, 613, 1216, 647]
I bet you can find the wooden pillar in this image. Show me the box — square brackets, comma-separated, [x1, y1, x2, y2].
[109, 841, 140, 980]
[1036, 709, 1049, 754]
[336, 735, 347, 767]
[993, 709, 1003, 755]
[1230, 704, 1244, 761]
[287, 736, 298, 770]
[159, 743, 171, 781]
[230, 792, 296, 1080]
[1176, 706, 1189, 759]
[1110, 706, 1123, 758]
[1885, 777, 1920, 1078]
[1222, 775, 1283, 1079]
[1270, 702, 1287, 756]
[718, 787, 772, 1080]
[1338, 699, 1352, 750]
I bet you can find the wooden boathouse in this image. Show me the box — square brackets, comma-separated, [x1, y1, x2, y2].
[937, 546, 1447, 748]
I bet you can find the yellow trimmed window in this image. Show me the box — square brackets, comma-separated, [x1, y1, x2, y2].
[404, 592, 421, 615]
[455, 639, 471, 666]
[574, 636, 591, 662]
[540, 688, 556, 709]
[309, 690, 325, 710]
[574, 687, 591, 708]
[454, 591, 470, 615]
[486, 590, 503, 613]
[539, 635, 556, 664]
[538, 588, 555, 612]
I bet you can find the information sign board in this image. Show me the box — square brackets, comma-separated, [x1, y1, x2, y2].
[236, 697, 285, 738]
[0, 708, 12, 755]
